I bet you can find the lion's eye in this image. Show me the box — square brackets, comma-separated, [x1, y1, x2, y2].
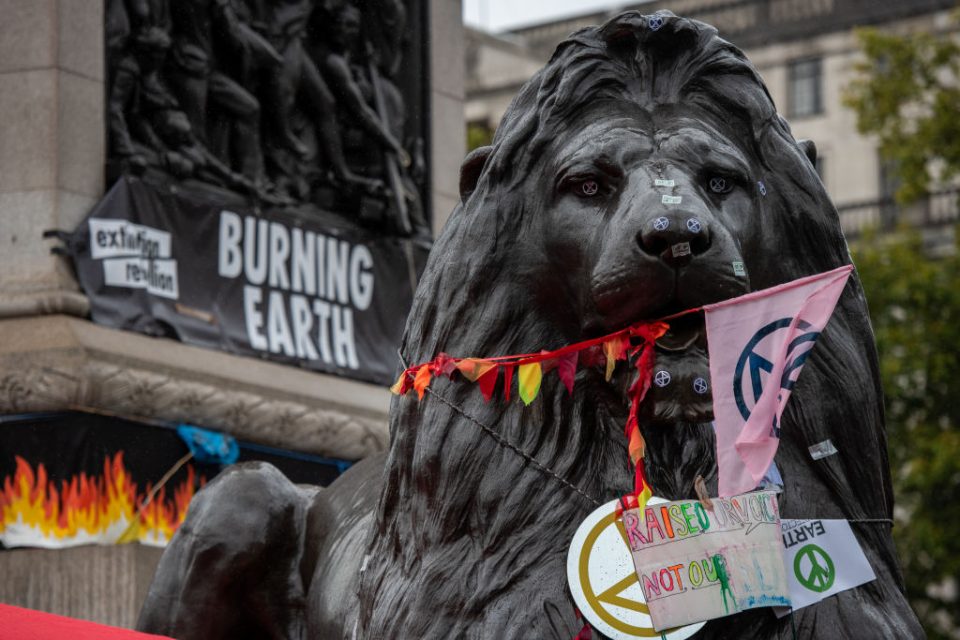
[559, 171, 614, 199]
[579, 180, 600, 197]
[708, 176, 732, 194]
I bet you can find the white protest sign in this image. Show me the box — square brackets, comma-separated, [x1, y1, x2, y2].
[777, 519, 876, 615]
[88, 218, 172, 259]
[566, 499, 705, 640]
[102, 257, 179, 299]
[622, 490, 791, 631]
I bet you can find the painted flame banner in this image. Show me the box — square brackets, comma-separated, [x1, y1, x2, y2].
[0, 452, 204, 549]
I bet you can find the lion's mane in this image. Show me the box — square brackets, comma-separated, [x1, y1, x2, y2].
[357, 11, 921, 639]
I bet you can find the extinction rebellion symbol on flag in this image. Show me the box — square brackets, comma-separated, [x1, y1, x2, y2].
[732, 317, 821, 437]
[705, 263, 852, 496]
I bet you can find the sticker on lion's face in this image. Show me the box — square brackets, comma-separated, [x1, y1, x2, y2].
[531, 106, 759, 425]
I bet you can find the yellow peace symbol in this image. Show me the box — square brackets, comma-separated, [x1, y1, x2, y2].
[578, 510, 661, 637]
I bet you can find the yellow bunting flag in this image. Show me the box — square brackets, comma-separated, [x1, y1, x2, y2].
[602, 337, 626, 381]
[636, 471, 653, 513]
[390, 372, 407, 395]
[414, 366, 432, 400]
[518, 362, 542, 406]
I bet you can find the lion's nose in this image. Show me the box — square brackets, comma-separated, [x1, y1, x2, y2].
[637, 214, 711, 266]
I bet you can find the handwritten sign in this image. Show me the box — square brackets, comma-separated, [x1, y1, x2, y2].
[566, 499, 705, 640]
[622, 490, 791, 630]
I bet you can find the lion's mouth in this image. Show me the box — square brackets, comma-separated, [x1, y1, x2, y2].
[603, 312, 715, 426]
[646, 313, 714, 424]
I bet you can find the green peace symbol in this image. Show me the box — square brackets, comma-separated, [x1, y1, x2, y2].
[794, 543, 836, 593]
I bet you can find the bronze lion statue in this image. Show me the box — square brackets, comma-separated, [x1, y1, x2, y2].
[138, 11, 923, 639]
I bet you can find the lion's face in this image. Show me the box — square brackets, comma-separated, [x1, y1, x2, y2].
[524, 102, 761, 423]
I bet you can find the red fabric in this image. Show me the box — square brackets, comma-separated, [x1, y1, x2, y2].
[477, 365, 499, 402]
[556, 352, 577, 395]
[502, 365, 514, 401]
[430, 352, 457, 377]
[0, 604, 174, 640]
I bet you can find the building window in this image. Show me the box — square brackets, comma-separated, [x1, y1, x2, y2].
[788, 58, 822, 118]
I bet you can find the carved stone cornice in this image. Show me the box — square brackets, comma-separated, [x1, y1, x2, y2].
[0, 316, 390, 460]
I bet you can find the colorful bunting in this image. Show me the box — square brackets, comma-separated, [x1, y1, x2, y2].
[456, 358, 496, 382]
[478, 365, 499, 402]
[391, 317, 671, 506]
[634, 458, 653, 511]
[603, 336, 629, 381]
[627, 423, 645, 465]
[503, 365, 515, 401]
[557, 352, 577, 396]
[518, 362, 543, 406]
[391, 318, 671, 500]
[392, 318, 669, 407]
[390, 373, 407, 395]
[413, 366, 432, 400]
[431, 352, 458, 377]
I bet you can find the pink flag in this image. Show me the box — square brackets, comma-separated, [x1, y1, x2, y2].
[706, 265, 853, 496]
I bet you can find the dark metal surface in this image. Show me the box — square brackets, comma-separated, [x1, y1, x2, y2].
[105, 0, 429, 235]
[138, 11, 923, 638]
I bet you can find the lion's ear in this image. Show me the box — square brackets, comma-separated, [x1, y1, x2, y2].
[798, 139, 817, 167]
[460, 146, 492, 202]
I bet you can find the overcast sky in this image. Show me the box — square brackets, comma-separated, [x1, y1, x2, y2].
[462, 0, 645, 32]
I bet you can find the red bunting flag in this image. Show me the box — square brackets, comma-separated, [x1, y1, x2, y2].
[557, 352, 577, 396]
[503, 365, 515, 401]
[431, 352, 458, 377]
[478, 365, 499, 402]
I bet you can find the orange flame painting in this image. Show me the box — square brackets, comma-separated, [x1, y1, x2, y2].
[0, 452, 204, 549]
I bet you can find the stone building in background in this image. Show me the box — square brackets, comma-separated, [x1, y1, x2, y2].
[466, 0, 959, 251]
[0, 0, 464, 629]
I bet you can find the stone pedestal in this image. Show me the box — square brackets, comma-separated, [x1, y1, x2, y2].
[0, 0, 464, 628]
[0, 0, 103, 318]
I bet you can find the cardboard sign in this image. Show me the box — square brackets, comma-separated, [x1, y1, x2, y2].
[566, 499, 705, 640]
[777, 519, 876, 615]
[622, 491, 791, 630]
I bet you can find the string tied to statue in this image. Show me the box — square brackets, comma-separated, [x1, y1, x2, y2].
[391, 318, 670, 507]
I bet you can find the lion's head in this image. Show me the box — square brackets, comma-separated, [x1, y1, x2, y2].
[361, 11, 916, 638]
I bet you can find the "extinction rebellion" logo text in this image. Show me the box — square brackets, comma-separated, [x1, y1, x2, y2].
[89, 218, 178, 299]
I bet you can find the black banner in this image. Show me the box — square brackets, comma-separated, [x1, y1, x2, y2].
[65, 178, 428, 384]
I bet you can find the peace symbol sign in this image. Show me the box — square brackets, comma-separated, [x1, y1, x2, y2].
[794, 544, 836, 593]
[653, 217, 670, 231]
[686, 218, 702, 233]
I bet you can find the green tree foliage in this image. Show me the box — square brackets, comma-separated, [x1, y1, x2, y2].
[853, 231, 960, 639]
[467, 122, 494, 152]
[843, 23, 960, 203]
